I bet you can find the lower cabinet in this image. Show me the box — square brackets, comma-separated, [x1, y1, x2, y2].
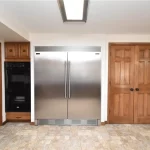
[6, 112, 31, 121]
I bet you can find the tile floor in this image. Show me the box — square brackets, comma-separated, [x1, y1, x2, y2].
[0, 123, 150, 150]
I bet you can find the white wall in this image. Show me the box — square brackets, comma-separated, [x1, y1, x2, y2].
[0, 41, 6, 122]
[30, 34, 108, 122]
[2, 34, 150, 123]
[0, 5, 29, 40]
[107, 34, 150, 42]
[30, 44, 35, 122]
[30, 33, 150, 123]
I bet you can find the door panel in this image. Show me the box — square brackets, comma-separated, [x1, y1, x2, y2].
[68, 52, 101, 119]
[35, 52, 67, 119]
[109, 46, 134, 123]
[5, 43, 18, 59]
[19, 43, 30, 59]
[134, 45, 150, 123]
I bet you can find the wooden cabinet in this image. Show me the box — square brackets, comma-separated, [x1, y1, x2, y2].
[5, 43, 18, 59]
[6, 112, 31, 121]
[19, 43, 30, 58]
[5, 42, 30, 123]
[109, 43, 150, 124]
[5, 42, 30, 61]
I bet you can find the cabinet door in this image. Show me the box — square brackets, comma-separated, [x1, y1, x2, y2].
[19, 43, 30, 59]
[109, 45, 135, 123]
[5, 43, 18, 59]
[134, 45, 150, 123]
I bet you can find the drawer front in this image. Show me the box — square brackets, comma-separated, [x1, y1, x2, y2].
[6, 112, 31, 121]
[19, 43, 30, 59]
[5, 43, 18, 59]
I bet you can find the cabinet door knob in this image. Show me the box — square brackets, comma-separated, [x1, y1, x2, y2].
[135, 88, 139, 91]
[130, 88, 134, 91]
[9, 49, 12, 52]
[23, 49, 26, 52]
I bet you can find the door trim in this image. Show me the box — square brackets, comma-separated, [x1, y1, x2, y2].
[108, 43, 150, 46]
[107, 43, 111, 124]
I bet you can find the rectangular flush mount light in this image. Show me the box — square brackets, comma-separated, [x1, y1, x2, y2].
[58, 0, 89, 22]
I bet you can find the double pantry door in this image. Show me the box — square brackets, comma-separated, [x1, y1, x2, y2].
[109, 44, 150, 124]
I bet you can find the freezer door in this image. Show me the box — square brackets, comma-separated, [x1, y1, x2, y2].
[35, 52, 68, 119]
[68, 52, 101, 119]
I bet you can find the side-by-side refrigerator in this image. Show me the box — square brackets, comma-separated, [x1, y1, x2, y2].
[35, 47, 101, 125]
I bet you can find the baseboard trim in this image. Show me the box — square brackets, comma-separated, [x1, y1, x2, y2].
[6, 120, 31, 122]
[3, 121, 108, 126]
[2, 120, 7, 125]
[101, 121, 107, 125]
[30, 122, 35, 125]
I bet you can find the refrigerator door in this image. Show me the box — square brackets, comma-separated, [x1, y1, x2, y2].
[35, 52, 68, 119]
[68, 52, 101, 119]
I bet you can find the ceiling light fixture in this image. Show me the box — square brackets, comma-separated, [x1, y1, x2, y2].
[58, 0, 89, 22]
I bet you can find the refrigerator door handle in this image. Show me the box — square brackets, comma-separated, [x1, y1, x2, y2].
[68, 61, 71, 98]
[65, 61, 67, 98]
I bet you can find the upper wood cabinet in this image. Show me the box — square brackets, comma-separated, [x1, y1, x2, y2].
[19, 43, 30, 58]
[5, 42, 30, 61]
[5, 43, 18, 59]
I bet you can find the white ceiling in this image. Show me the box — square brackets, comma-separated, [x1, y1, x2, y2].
[1, 1, 150, 34]
[0, 22, 27, 41]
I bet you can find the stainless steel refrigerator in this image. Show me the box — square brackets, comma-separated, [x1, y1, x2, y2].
[35, 47, 101, 125]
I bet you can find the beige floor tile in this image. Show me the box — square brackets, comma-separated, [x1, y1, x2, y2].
[0, 123, 150, 150]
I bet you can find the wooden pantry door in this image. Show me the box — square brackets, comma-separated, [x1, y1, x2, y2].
[134, 45, 150, 123]
[109, 45, 135, 123]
